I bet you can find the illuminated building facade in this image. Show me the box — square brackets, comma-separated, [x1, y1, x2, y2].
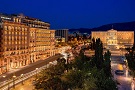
[0, 13, 55, 74]
[91, 29, 134, 49]
[55, 29, 68, 42]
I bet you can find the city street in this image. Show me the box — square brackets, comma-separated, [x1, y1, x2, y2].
[111, 56, 133, 90]
[0, 54, 63, 83]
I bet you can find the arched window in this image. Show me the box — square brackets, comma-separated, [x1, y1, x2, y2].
[22, 28, 24, 31]
[4, 26, 7, 30]
[8, 26, 11, 30]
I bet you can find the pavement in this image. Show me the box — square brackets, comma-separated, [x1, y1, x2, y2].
[111, 56, 133, 90]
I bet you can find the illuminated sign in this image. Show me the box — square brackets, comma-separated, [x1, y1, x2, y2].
[0, 16, 11, 20]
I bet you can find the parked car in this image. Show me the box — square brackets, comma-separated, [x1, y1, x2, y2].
[115, 70, 124, 75]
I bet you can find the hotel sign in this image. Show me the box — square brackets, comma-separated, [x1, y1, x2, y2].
[0, 16, 11, 20]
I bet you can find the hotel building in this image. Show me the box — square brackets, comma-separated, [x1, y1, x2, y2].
[91, 29, 134, 49]
[0, 13, 55, 74]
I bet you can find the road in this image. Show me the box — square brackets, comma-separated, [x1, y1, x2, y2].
[0, 54, 63, 82]
[111, 56, 133, 90]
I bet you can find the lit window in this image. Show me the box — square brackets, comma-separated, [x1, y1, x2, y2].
[5, 41, 7, 44]
[4, 26, 7, 30]
[4, 31, 7, 34]
[22, 28, 24, 31]
[12, 26, 14, 30]
[15, 27, 17, 30]
[8, 26, 11, 30]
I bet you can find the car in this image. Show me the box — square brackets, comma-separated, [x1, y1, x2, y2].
[115, 70, 124, 75]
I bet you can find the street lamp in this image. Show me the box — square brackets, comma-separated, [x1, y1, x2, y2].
[2, 75, 6, 84]
[36, 68, 38, 80]
[3, 75, 9, 90]
[3, 75, 6, 78]
[12, 75, 16, 88]
[3, 75, 6, 81]
[21, 74, 24, 85]
[7, 78, 10, 90]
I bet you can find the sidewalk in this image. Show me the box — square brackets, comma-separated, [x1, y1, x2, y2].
[10, 77, 35, 90]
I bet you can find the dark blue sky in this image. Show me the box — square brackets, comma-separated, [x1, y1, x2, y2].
[0, 0, 135, 29]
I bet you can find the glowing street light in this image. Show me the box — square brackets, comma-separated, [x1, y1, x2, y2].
[2, 75, 6, 83]
[12, 75, 16, 88]
[2, 75, 6, 78]
[36, 68, 38, 79]
[3, 75, 9, 90]
[21, 74, 24, 85]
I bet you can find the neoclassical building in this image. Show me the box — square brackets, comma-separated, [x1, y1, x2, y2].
[91, 29, 134, 49]
[0, 13, 55, 74]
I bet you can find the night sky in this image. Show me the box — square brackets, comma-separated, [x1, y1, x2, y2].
[0, 0, 135, 29]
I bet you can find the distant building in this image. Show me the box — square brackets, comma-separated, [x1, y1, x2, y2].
[55, 29, 68, 42]
[0, 13, 55, 74]
[91, 29, 134, 49]
[55, 36, 65, 43]
[84, 50, 95, 57]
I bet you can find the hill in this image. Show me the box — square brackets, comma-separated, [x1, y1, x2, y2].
[69, 21, 135, 34]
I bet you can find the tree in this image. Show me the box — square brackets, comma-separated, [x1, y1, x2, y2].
[91, 38, 96, 50]
[35, 58, 67, 90]
[125, 49, 135, 78]
[103, 50, 111, 77]
[64, 70, 84, 89]
[35, 43, 117, 90]
[95, 38, 104, 69]
[81, 71, 97, 90]
[56, 58, 67, 74]
[95, 69, 117, 90]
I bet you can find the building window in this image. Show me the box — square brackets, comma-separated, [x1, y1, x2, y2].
[9, 31, 11, 34]
[4, 31, 7, 34]
[4, 26, 7, 30]
[25, 28, 27, 31]
[5, 41, 7, 45]
[8, 26, 11, 30]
